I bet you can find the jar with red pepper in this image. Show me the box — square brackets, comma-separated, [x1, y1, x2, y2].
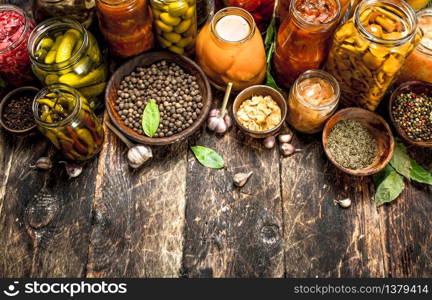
[0, 5, 35, 86]
[223, 0, 275, 32]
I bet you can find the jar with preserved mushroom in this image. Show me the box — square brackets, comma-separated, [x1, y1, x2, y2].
[196, 7, 266, 90]
[287, 70, 340, 134]
[33, 0, 95, 28]
[0, 5, 35, 86]
[33, 84, 104, 161]
[27, 18, 108, 109]
[273, 0, 341, 88]
[398, 8, 432, 83]
[150, 0, 197, 55]
[96, 0, 154, 58]
[223, 0, 275, 31]
[325, 0, 421, 111]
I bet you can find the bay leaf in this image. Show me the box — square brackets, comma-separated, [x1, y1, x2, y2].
[374, 170, 405, 206]
[191, 146, 224, 169]
[142, 99, 160, 137]
[410, 159, 432, 185]
[389, 142, 411, 179]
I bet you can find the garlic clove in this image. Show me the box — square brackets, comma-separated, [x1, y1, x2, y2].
[59, 161, 83, 178]
[233, 171, 253, 187]
[30, 157, 53, 170]
[263, 136, 276, 149]
[278, 134, 292, 144]
[334, 198, 352, 208]
[127, 145, 152, 168]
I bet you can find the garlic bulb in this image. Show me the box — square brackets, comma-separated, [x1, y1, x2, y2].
[233, 171, 253, 187]
[127, 145, 153, 168]
[278, 134, 292, 144]
[207, 82, 233, 135]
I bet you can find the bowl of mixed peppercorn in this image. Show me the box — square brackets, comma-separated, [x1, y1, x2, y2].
[0, 86, 38, 134]
[390, 81, 432, 148]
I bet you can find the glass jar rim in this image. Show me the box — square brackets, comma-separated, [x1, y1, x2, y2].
[0, 5, 31, 55]
[354, 0, 417, 46]
[289, 0, 341, 28]
[27, 17, 89, 71]
[98, 0, 135, 6]
[33, 83, 82, 128]
[292, 69, 340, 111]
[210, 7, 256, 44]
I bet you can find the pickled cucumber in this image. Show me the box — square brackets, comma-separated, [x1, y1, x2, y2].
[160, 13, 181, 26]
[175, 19, 192, 34]
[168, 2, 188, 17]
[169, 45, 184, 54]
[44, 35, 63, 64]
[59, 65, 106, 88]
[39, 37, 54, 49]
[163, 32, 182, 43]
[56, 29, 81, 63]
[156, 20, 174, 32]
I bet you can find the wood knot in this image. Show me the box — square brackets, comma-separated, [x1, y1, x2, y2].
[260, 224, 280, 247]
[25, 192, 59, 229]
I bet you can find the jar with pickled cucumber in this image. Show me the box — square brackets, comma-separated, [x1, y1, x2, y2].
[325, 0, 421, 111]
[96, 0, 154, 58]
[33, 84, 104, 161]
[150, 0, 197, 55]
[27, 18, 108, 109]
[273, 0, 341, 88]
[196, 7, 267, 90]
[33, 0, 95, 28]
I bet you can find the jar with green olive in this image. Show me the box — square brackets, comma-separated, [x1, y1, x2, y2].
[27, 17, 108, 109]
[150, 0, 197, 55]
[325, 0, 421, 111]
[33, 84, 104, 161]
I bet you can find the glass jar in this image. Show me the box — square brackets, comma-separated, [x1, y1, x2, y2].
[398, 8, 432, 83]
[150, 0, 197, 55]
[0, 5, 35, 86]
[33, 84, 104, 161]
[96, 0, 154, 58]
[196, 7, 266, 90]
[33, 0, 95, 28]
[223, 0, 275, 32]
[27, 17, 108, 109]
[273, 0, 341, 89]
[406, 0, 430, 11]
[325, 0, 421, 111]
[287, 70, 339, 134]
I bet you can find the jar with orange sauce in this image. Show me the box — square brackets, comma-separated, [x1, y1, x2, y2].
[195, 7, 266, 90]
[96, 0, 154, 58]
[398, 8, 432, 84]
[273, 0, 341, 88]
[287, 70, 340, 134]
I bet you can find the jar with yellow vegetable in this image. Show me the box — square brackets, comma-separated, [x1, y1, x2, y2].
[27, 18, 108, 109]
[33, 84, 104, 161]
[150, 0, 197, 55]
[325, 0, 421, 111]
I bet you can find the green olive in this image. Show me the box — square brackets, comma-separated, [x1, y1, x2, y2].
[160, 13, 181, 26]
[174, 19, 192, 34]
[156, 20, 174, 32]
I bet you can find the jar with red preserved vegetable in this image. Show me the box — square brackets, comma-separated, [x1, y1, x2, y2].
[0, 5, 35, 86]
[273, 0, 341, 88]
[96, 0, 154, 58]
[223, 0, 275, 31]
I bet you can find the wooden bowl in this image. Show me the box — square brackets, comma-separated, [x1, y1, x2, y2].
[105, 51, 212, 146]
[0, 86, 39, 134]
[389, 81, 432, 148]
[232, 85, 287, 138]
[322, 108, 394, 176]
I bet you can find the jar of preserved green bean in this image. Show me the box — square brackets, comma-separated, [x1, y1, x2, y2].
[33, 0, 95, 28]
[33, 84, 104, 161]
[325, 0, 421, 111]
[150, 0, 197, 55]
[27, 18, 108, 109]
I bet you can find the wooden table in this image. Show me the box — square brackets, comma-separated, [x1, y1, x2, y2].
[1, 0, 431, 278]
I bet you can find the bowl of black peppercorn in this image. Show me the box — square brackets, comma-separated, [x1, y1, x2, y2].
[389, 81, 432, 148]
[106, 51, 212, 146]
[0, 86, 39, 135]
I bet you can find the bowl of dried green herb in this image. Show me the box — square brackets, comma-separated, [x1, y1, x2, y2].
[322, 107, 395, 176]
[389, 81, 432, 148]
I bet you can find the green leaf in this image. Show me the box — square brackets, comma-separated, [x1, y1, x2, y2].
[191, 146, 224, 169]
[142, 99, 160, 137]
[264, 17, 275, 50]
[374, 171, 405, 206]
[389, 142, 412, 179]
[410, 159, 432, 185]
[373, 164, 395, 187]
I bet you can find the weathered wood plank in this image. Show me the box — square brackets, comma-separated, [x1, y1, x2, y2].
[182, 93, 284, 278]
[281, 133, 385, 277]
[379, 147, 432, 277]
[86, 119, 187, 278]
